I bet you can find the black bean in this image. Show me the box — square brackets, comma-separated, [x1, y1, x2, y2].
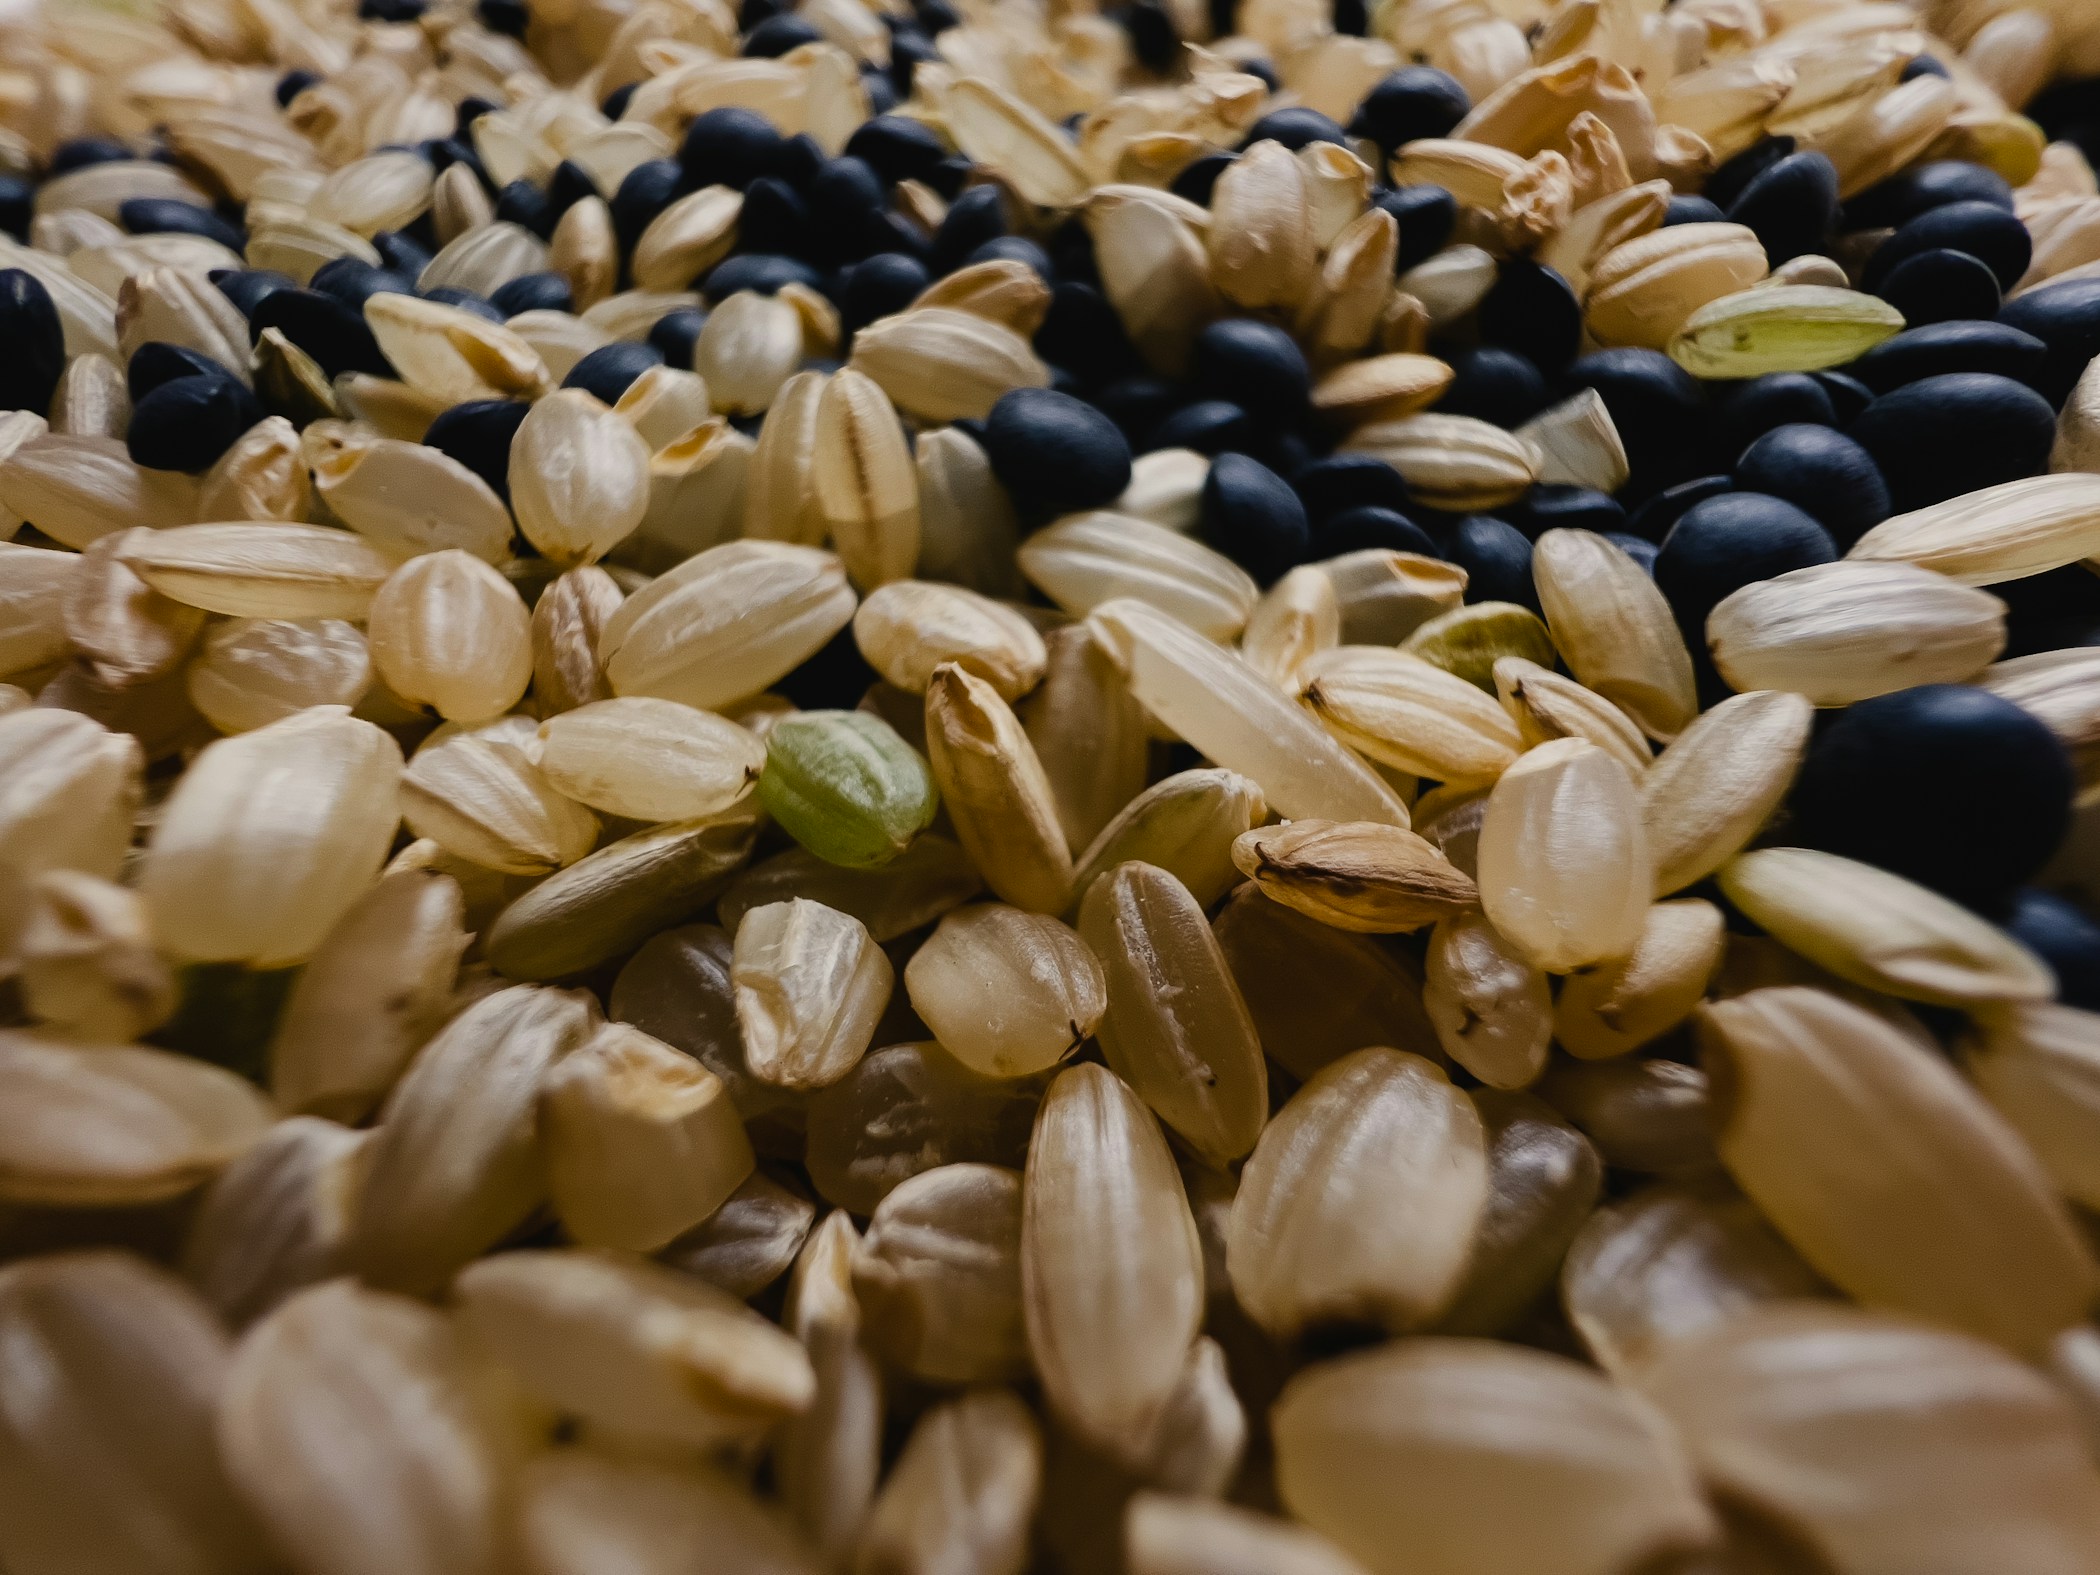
[705, 253, 824, 300]
[1447, 514, 1538, 609]
[917, 0, 960, 29]
[126, 369, 263, 472]
[425, 399, 531, 501]
[965, 235, 1052, 279]
[1813, 369, 1875, 423]
[838, 252, 929, 335]
[679, 107, 784, 191]
[1654, 491, 1836, 639]
[930, 184, 1007, 274]
[1240, 107, 1348, 151]
[1711, 371, 1836, 462]
[2003, 889, 2100, 1010]
[1787, 685, 2074, 904]
[564, 342, 665, 405]
[425, 136, 489, 187]
[495, 178, 555, 239]
[49, 138, 129, 176]
[0, 270, 62, 416]
[1627, 475, 1732, 544]
[212, 268, 298, 322]
[1332, 0, 1366, 34]
[248, 288, 392, 380]
[1148, 399, 1256, 456]
[737, 175, 810, 256]
[1606, 532, 1659, 575]
[1849, 372, 2055, 510]
[1374, 184, 1456, 272]
[127, 342, 227, 400]
[1731, 423, 1889, 549]
[1991, 563, 2100, 657]
[1899, 52, 1948, 79]
[309, 258, 416, 310]
[1863, 200, 2032, 294]
[1350, 67, 1470, 153]
[1237, 58, 1280, 92]
[859, 66, 901, 115]
[452, 101, 496, 139]
[1703, 136, 1796, 212]
[1092, 374, 1178, 445]
[889, 33, 938, 97]
[1725, 150, 1839, 264]
[844, 115, 949, 185]
[1189, 318, 1310, 422]
[743, 13, 822, 54]
[612, 158, 683, 253]
[1841, 158, 2014, 232]
[1509, 484, 1626, 538]
[1169, 151, 1233, 206]
[1560, 349, 1706, 498]
[275, 69, 319, 108]
[647, 307, 707, 368]
[1664, 195, 1726, 227]
[1293, 452, 1414, 524]
[1116, 1, 1181, 74]
[118, 196, 245, 251]
[1200, 452, 1311, 583]
[372, 230, 434, 278]
[982, 387, 1133, 511]
[546, 161, 598, 222]
[1476, 259, 1581, 374]
[1998, 274, 2100, 405]
[1035, 282, 1141, 385]
[1313, 503, 1438, 558]
[1436, 346, 1549, 428]
[489, 271, 573, 316]
[808, 156, 889, 259]
[420, 287, 504, 323]
[740, 0, 782, 27]
[1873, 247, 2001, 326]
[601, 84, 637, 121]
[772, 135, 827, 195]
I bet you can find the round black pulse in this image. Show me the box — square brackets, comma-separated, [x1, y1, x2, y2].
[1873, 248, 2001, 326]
[1847, 320, 2050, 393]
[1725, 151, 1839, 263]
[1863, 200, 2032, 294]
[1848, 373, 2055, 511]
[1732, 425, 1890, 549]
[424, 399, 532, 501]
[564, 342, 665, 405]
[1188, 319, 1310, 422]
[1998, 275, 2100, 405]
[1710, 373, 1835, 464]
[127, 366, 263, 473]
[0, 270, 64, 416]
[1446, 515, 1538, 610]
[1654, 491, 1837, 639]
[1314, 505, 1438, 559]
[1787, 685, 2075, 904]
[1293, 453, 1414, 524]
[982, 388, 1132, 512]
[1350, 67, 1470, 152]
[1200, 453, 1311, 584]
[2002, 889, 2100, 1010]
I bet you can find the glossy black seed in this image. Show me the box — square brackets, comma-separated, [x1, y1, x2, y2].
[0, 271, 62, 416]
[1788, 685, 2074, 903]
[275, 69, 319, 108]
[1170, 151, 1233, 206]
[1437, 346, 1549, 428]
[1814, 369, 1874, 423]
[601, 84, 637, 121]
[1863, 200, 2032, 293]
[1998, 275, 2100, 405]
[2003, 889, 2100, 1009]
[1711, 372, 1836, 462]
[1293, 452, 1413, 524]
[1035, 282, 1140, 385]
[50, 138, 129, 176]
[1726, 150, 1839, 264]
[1092, 374, 1178, 444]
[737, 175, 811, 256]
[310, 258, 416, 310]
[1331, 0, 1366, 33]
[1240, 106, 1348, 151]
[1200, 452, 1311, 584]
[704, 252, 824, 300]
[1510, 485, 1625, 539]
[1732, 424, 1889, 549]
[1849, 372, 2055, 511]
[889, 33, 938, 96]
[679, 108, 783, 191]
[546, 161, 598, 222]
[1374, 183, 1456, 272]
[359, 0, 424, 19]
[843, 115, 948, 186]
[917, 0, 960, 29]
[1654, 491, 1836, 638]
[1117, 1, 1180, 73]
[1704, 136, 1796, 213]
[1665, 195, 1726, 227]
[1899, 52, 1947, 79]
[647, 307, 707, 367]
[1842, 158, 2014, 231]
[966, 235, 1052, 278]
[1476, 260, 1580, 374]
[248, 289, 391, 379]
[982, 387, 1133, 511]
[1628, 475, 1733, 543]
[838, 251, 929, 335]
[425, 399, 531, 501]
[1607, 532, 1659, 575]
[770, 135, 826, 194]
[1188, 319, 1310, 422]
[1561, 348, 1706, 498]
[1148, 399, 1253, 456]
[1874, 247, 2000, 326]
[1350, 67, 1470, 152]
[421, 287, 504, 322]
[488, 271, 573, 317]
[1990, 564, 2100, 657]
[1447, 514, 1538, 609]
[494, 179, 555, 239]
[1237, 57, 1280, 92]
[212, 268, 297, 322]
[118, 196, 244, 251]
[861, 60, 901, 111]
[743, 13, 822, 54]
[372, 230, 433, 277]
[564, 342, 665, 405]
[424, 136, 488, 186]
[739, 0, 783, 28]
[930, 184, 1006, 274]
[126, 342, 228, 401]
[1314, 504, 1438, 558]
[127, 368, 263, 472]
